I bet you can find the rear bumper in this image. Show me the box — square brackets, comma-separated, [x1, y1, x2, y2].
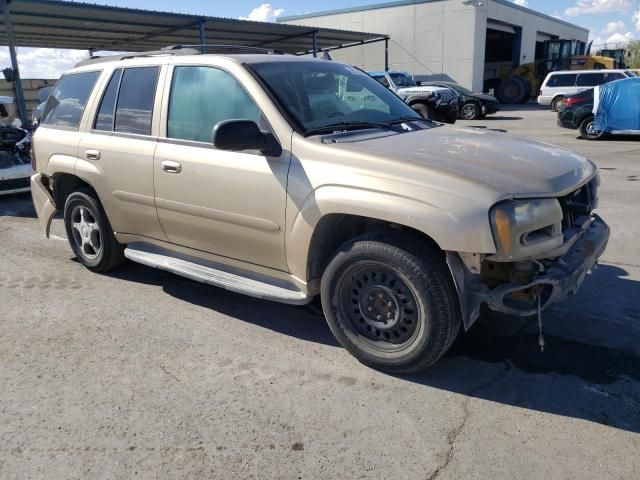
[537, 96, 552, 106]
[447, 215, 609, 329]
[30, 173, 57, 237]
[557, 117, 577, 130]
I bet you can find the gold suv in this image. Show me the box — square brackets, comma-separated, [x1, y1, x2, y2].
[31, 49, 609, 373]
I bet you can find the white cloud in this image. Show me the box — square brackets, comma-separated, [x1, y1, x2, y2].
[240, 4, 285, 22]
[0, 47, 89, 79]
[564, 0, 632, 17]
[513, 0, 528, 6]
[602, 20, 625, 34]
[605, 31, 635, 43]
[633, 9, 640, 31]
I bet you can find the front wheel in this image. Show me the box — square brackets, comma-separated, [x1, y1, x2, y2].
[64, 189, 125, 272]
[579, 116, 605, 140]
[320, 233, 461, 374]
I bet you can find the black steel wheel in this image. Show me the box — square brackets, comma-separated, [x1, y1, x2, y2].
[340, 261, 420, 349]
[321, 233, 461, 373]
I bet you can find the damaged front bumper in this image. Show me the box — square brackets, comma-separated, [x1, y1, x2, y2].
[448, 215, 610, 329]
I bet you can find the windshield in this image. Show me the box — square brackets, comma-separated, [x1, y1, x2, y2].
[624, 70, 637, 77]
[389, 72, 417, 88]
[250, 61, 422, 134]
[448, 83, 472, 95]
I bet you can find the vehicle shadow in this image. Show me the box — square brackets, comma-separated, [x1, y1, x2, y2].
[474, 115, 523, 121]
[0, 192, 36, 218]
[105, 261, 640, 434]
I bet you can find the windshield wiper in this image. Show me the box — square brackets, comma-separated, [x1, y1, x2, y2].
[305, 121, 397, 136]
[386, 116, 426, 125]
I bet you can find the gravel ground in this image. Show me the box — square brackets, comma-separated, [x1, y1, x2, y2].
[1, 105, 639, 479]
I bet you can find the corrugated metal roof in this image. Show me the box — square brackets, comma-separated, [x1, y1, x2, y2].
[0, 0, 386, 53]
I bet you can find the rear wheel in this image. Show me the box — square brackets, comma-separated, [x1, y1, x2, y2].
[551, 96, 564, 112]
[579, 116, 605, 140]
[461, 102, 480, 120]
[64, 189, 125, 272]
[497, 76, 528, 104]
[320, 233, 461, 373]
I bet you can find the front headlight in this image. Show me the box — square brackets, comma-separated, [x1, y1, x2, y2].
[490, 198, 563, 260]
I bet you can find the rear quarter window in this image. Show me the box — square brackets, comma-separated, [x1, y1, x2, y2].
[41, 71, 100, 129]
[546, 74, 577, 88]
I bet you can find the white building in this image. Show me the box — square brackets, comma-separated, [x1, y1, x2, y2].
[280, 0, 589, 92]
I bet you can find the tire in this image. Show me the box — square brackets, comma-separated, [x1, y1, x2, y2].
[64, 188, 125, 272]
[551, 96, 564, 112]
[411, 102, 434, 119]
[320, 233, 461, 374]
[578, 116, 605, 140]
[497, 76, 527, 104]
[460, 102, 480, 120]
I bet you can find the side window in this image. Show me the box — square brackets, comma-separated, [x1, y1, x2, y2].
[114, 67, 159, 135]
[576, 72, 606, 87]
[606, 72, 625, 82]
[94, 69, 122, 131]
[547, 74, 577, 87]
[373, 75, 390, 88]
[167, 66, 260, 143]
[41, 71, 100, 129]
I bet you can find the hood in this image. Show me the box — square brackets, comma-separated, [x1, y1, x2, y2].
[472, 93, 498, 102]
[337, 126, 595, 197]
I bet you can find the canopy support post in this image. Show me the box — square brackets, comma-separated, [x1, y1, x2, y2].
[312, 31, 317, 58]
[199, 20, 206, 53]
[2, 0, 27, 124]
[384, 37, 389, 71]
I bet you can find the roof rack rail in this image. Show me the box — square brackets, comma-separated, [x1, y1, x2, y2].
[163, 44, 286, 55]
[75, 48, 201, 67]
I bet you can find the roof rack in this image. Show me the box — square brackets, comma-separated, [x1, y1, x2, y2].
[74, 44, 285, 67]
[75, 48, 201, 67]
[163, 44, 286, 55]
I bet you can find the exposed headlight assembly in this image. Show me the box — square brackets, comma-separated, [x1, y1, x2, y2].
[490, 198, 563, 261]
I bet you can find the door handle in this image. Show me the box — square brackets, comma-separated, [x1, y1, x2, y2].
[85, 149, 101, 160]
[161, 160, 182, 173]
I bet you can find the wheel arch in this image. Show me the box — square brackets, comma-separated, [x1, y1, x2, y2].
[51, 172, 97, 210]
[286, 185, 496, 291]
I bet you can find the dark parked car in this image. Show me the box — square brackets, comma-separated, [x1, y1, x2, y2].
[557, 89, 599, 139]
[368, 71, 459, 123]
[422, 81, 500, 120]
[558, 77, 640, 140]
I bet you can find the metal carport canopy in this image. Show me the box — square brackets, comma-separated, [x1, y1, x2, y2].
[0, 0, 388, 121]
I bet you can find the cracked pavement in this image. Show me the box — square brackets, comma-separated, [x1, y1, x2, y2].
[1, 105, 639, 479]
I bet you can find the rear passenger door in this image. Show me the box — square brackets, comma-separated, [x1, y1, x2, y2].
[77, 65, 168, 240]
[576, 72, 606, 91]
[153, 65, 289, 270]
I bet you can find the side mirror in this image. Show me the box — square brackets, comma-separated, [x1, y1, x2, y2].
[416, 81, 422, 86]
[212, 119, 281, 156]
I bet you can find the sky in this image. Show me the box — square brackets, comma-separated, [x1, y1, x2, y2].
[2, 0, 640, 78]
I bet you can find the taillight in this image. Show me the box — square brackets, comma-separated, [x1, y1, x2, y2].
[30, 137, 36, 170]
[566, 97, 586, 107]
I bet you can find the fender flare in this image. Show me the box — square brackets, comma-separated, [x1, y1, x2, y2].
[285, 184, 489, 282]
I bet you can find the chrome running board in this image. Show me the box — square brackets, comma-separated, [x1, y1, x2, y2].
[124, 244, 310, 305]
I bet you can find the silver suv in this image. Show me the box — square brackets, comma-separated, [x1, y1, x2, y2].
[31, 49, 609, 373]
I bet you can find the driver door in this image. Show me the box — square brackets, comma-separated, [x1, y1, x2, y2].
[153, 65, 289, 270]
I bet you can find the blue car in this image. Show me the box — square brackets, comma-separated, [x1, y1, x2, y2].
[591, 77, 640, 140]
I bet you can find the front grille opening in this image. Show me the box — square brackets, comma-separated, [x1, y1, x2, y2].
[558, 179, 597, 231]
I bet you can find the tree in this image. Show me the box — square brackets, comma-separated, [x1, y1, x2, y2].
[625, 41, 640, 69]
